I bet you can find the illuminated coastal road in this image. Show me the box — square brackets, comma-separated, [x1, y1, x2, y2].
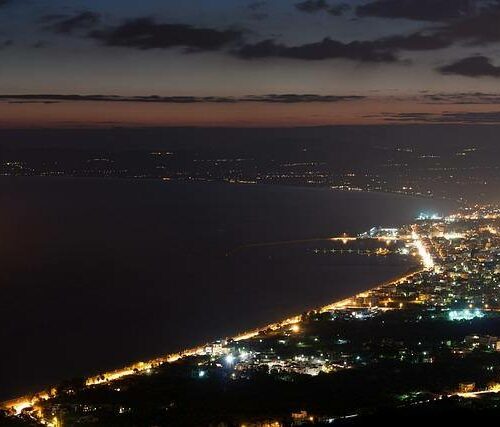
[0, 230, 433, 417]
[411, 225, 435, 270]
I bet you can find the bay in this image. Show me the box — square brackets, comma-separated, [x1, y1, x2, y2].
[0, 178, 455, 399]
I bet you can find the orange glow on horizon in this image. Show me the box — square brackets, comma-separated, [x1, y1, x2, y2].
[1, 97, 500, 128]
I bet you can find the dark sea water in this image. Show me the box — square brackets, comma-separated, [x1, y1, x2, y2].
[0, 178, 456, 399]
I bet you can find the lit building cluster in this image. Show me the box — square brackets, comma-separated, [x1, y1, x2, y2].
[3, 205, 500, 426]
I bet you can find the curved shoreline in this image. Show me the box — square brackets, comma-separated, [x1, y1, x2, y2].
[1, 265, 423, 414]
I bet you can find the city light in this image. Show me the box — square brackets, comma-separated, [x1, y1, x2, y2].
[4, 204, 500, 425]
[448, 309, 485, 321]
[416, 212, 442, 221]
[443, 232, 464, 240]
[411, 229, 434, 270]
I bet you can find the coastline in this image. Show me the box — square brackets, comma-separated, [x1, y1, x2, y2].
[1, 265, 423, 413]
[0, 174, 461, 204]
[0, 180, 441, 411]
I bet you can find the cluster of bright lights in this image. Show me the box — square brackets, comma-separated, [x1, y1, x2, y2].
[448, 309, 485, 321]
[411, 231, 434, 270]
[416, 212, 442, 221]
[443, 232, 464, 240]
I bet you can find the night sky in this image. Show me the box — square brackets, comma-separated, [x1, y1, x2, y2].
[2, 0, 500, 126]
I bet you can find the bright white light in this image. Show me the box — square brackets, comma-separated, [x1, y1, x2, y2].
[411, 230, 434, 270]
[416, 212, 442, 221]
[443, 232, 463, 240]
[225, 354, 235, 365]
[448, 309, 484, 321]
[198, 370, 206, 378]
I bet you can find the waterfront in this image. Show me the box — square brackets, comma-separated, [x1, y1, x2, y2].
[0, 178, 455, 399]
[7, 203, 500, 424]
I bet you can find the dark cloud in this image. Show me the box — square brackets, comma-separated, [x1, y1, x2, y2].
[374, 112, 436, 122]
[295, 1, 349, 15]
[90, 18, 244, 51]
[358, 1, 500, 45]
[37, 8, 453, 64]
[0, 39, 13, 48]
[243, 94, 364, 102]
[328, 3, 350, 16]
[439, 55, 500, 77]
[421, 92, 500, 104]
[46, 11, 101, 34]
[7, 101, 61, 104]
[356, 0, 476, 22]
[436, 111, 500, 123]
[235, 30, 451, 63]
[374, 32, 452, 51]
[235, 38, 397, 62]
[378, 110, 500, 123]
[0, 94, 365, 104]
[440, 8, 500, 44]
[0, 94, 232, 103]
[355, 1, 500, 52]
